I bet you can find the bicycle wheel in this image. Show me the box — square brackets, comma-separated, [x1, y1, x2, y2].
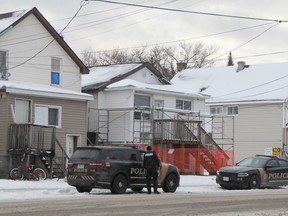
[33, 168, 47, 180]
[10, 168, 24, 180]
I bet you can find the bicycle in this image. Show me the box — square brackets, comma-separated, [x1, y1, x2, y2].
[9, 162, 47, 180]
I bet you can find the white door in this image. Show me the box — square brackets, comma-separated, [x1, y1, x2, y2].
[15, 99, 30, 123]
[66, 135, 80, 166]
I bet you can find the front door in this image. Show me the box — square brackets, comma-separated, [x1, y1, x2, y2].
[66, 135, 80, 166]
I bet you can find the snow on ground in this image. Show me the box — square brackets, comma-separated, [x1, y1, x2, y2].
[0, 175, 219, 201]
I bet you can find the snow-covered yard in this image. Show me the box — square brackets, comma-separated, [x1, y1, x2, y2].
[0, 175, 219, 201]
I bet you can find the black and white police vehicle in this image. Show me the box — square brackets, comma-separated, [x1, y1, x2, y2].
[67, 146, 180, 194]
[216, 155, 288, 189]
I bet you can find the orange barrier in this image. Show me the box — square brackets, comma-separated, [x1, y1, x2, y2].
[153, 146, 234, 174]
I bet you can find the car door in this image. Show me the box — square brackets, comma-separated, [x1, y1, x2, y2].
[126, 150, 146, 187]
[265, 159, 286, 186]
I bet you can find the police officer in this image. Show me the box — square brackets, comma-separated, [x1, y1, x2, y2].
[143, 146, 161, 194]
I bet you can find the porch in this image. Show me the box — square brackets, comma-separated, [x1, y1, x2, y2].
[8, 124, 68, 179]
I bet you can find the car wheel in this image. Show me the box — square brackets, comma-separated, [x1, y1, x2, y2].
[111, 174, 128, 194]
[76, 186, 92, 193]
[131, 187, 143, 192]
[249, 175, 260, 189]
[162, 174, 178, 193]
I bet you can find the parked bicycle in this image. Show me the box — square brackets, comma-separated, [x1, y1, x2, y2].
[9, 162, 47, 180]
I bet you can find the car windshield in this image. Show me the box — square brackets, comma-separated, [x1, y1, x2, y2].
[70, 148, 101, 160]
[237, 157, 268, 168]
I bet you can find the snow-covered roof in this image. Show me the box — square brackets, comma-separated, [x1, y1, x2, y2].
[0, 80, 93, 101]
[171, 62, 288, 104]
[107, 79, 205, 98]
[82, 63, 142, 88]
[0, 9, 27, 34]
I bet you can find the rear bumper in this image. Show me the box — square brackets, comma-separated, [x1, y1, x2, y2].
[67, 174, 110, 189]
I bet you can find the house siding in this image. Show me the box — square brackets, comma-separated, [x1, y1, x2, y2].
[128, 68, 163, 84]
[1, 14, 81, 92]
[233, 103, 283, 162]
[0, 93, 88, 177]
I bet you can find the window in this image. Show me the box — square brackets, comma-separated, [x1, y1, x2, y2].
[154, 100, 164, 119]
[134, 94, 151, 120]
[176, 100, 192, 110]
[227, 105, 239, 115]
[34, 104, 61, 127]
[51, 57, 61, 85]
[15, 99, 31, 123]
[210, 106, 223, 115]
[0, 50, 8, 80]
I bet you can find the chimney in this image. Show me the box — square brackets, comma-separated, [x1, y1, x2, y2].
[177, 62, 187, 72]
[236, 61, 249, 72]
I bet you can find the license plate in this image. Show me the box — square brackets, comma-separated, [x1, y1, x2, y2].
[77, 164, 85, 169]
[223, 176, 229, 182]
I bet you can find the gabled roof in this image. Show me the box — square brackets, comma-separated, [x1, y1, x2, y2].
[0, 7, 89, 74]
[171, 62, 288, 104]
[81, 62, 170, 91]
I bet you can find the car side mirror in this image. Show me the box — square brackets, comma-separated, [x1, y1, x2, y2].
[265, 165, 272, 170]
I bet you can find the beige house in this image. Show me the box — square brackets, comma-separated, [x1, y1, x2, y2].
[171, 61, 288, 163]
[0, 8, 92, 178]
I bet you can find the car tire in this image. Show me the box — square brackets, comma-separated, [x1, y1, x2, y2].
[162, 174, 178, 193]
[111, 174, 128, 194]
[131, 187, 143, 192]
[249, 175, 260, 189]
[76, 186, 92, 193]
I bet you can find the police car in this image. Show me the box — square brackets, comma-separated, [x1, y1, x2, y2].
[66, 146, 180, 194]
[216, 155, 288, 189]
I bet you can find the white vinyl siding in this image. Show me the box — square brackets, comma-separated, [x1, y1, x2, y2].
[1, 14, 81, 92]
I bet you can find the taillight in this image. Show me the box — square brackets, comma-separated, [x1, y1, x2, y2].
[89, 162, 105, 169]
[67, 163, 73, 170]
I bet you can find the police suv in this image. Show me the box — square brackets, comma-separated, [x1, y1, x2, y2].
[67, 146, 180, 194]
[216, 155, 288, 189]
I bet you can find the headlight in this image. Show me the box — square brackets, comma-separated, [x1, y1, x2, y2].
[238, 173, 249, 177]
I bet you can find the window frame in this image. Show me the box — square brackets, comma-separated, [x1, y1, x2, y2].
[51, 57, 61, 86]
[210, 106, 223, 115]
[34, 104, 62, 128]
[0, 50, 8, 80]
[176, 99, 192, 111]
[227, 105, 239, 116]
[134, 94, 151, 120]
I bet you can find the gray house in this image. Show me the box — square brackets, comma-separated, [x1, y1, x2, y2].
[0, 8, 92, 178]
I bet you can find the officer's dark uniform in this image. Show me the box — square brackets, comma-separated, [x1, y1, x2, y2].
[143, 146, 161, 194]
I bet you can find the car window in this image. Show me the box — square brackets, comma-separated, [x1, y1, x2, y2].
[266, 159, 279, 168]
[71, 149, 101, 160]
[105, 150, 125, 160]
[237, 157, 267, 168]
[278, 159, 288, 167]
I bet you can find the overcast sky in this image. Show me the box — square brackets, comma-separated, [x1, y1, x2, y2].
[1, 0, 288, 66]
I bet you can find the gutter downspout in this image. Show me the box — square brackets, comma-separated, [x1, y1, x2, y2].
[283, 97, 288, 158]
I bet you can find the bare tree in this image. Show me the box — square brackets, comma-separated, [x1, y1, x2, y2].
[80, 42, 218, 80]
[81, 48, 98, 67]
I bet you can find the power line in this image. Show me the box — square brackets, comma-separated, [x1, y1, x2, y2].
[88, 0, 288, 23]
[214, 23, 279, 60]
